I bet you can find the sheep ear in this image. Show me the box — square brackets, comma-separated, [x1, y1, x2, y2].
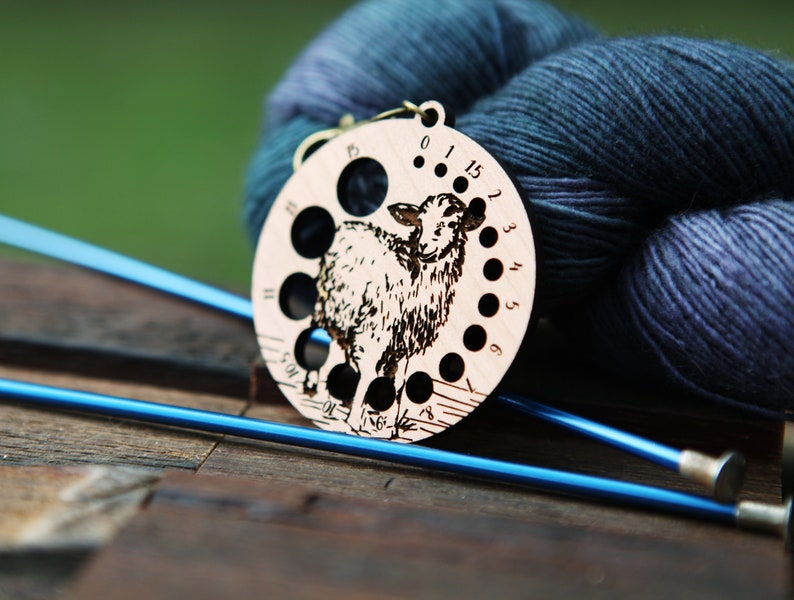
[388, 203, 421, 227]
[463, 210, 485, 231]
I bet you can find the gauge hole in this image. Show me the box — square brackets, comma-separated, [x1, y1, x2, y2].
[478, 293, 499, 317]
[327, 363, 360, 403]
[468, 197, 485, 219]
[453, 177, 469, 193]
[365, 377, 396, 412]
[483, 258, 504, 281]
[337, 157, 388, 217]
[294, 328, 331, 370]
[439, 353, 465, 382]
[406, 372, 433, 404]
[279, 273, 317, 320]
[479, 226, 498, 248]
[291, 206, 336, 259]
[463, 325, 487, 352]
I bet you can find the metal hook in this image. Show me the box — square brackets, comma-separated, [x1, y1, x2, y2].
[291, 100, 429, 171]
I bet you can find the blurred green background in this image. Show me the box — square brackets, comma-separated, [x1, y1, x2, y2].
[2, 0, 793, 290]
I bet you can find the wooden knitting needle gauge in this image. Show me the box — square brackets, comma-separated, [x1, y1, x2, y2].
[252, 101, 536, 441]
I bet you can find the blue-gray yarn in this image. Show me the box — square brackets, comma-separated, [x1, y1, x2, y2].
[245, 0, 794, 415]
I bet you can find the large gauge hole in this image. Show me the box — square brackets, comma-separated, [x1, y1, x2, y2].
[365, 377, 396, 412]
[463, 325, 487, 352]
[279, 273, 317, 320]
[337, 157, 388, 217]
[294, 328, 331, 371]
[479, 226, 498, 248]
[291, 206, 336, 259]
[439, 353, 465, 382]
[327, 364, 360, 402]
[478, 293, 499, 317]
[468, 197, 485, 219]
[406, 372, 433, 404]
[483, 258, 504, 281]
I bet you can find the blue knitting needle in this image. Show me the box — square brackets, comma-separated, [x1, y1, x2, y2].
[0, 376, 788, 546]
[498, 394, 745, 503]
[0, 212, 745, 500]
[0, 214, 252, 319]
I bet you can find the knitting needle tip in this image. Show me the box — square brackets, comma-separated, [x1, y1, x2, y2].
[736, 496, 794, 550]
[679, 450, 746, 504]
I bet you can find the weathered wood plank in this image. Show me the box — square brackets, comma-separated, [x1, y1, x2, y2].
[199, 411, 779, 547]
[67, 471, 792, 600]
[0, 256, 788, 599]
[0, 465, 157, 551]
[0, 257, 258, 396]
[0, 366, 245, 469]
[0, 550, 90, 600]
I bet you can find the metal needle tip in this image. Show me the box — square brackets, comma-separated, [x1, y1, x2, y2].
[735, 496, 794, 550]
[679, 450, 746, 503]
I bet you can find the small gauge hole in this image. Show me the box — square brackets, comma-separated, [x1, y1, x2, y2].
[279, 273, 317, 320]
[327, 363, 360, 402]
[453, 177, 469, 193]
[439, 353, 465, 382]
[479, 226, 498, 248]
[434, 163, 447, 177]
[294, 328, 331, 370]
[468, 197, 486, 218]
[406, 372, 434, 404]
[463, 325, 487, 352]
[478, 293, 499, 317]
[291, 206, 336, 259]
[365, 377, 396, 412]
[337, 157, 388, 217]
[483, 258, 504, 281]
[413, 155, 425, 168]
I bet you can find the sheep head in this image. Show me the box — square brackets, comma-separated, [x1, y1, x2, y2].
[388, 193, 484, 262]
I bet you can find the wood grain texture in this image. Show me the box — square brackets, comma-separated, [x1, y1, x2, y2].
[200, 406, 778, 546]
[68, 471, 792, 600]
[0, 256, 789, 599]
[0, 550, 89, 600]
[0, 365, 245, 469]
[0, 465, 157, 550]
[0, 257, 258, 396]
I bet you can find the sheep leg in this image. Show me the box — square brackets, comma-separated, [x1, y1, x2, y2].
[302, 370, 319, 397]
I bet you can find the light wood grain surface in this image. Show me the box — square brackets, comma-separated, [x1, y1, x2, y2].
[0, 257, 788, 599]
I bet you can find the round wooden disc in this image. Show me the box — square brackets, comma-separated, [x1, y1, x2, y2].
[252, 101, 536, 441]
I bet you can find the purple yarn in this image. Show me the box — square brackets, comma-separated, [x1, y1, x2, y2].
[245, 0, 794, 415]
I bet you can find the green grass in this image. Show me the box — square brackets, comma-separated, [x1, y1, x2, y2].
[1, 0, 792, 289]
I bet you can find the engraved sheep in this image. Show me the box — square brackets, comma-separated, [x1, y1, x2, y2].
[311, 192, 483, 436]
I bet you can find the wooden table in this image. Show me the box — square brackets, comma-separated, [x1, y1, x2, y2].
[0, 257, 788, 599]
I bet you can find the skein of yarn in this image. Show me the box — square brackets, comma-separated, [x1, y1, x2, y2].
[245, 0, 794, 416]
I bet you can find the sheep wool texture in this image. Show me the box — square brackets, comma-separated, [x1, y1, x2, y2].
[245, 0, 794, 416]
